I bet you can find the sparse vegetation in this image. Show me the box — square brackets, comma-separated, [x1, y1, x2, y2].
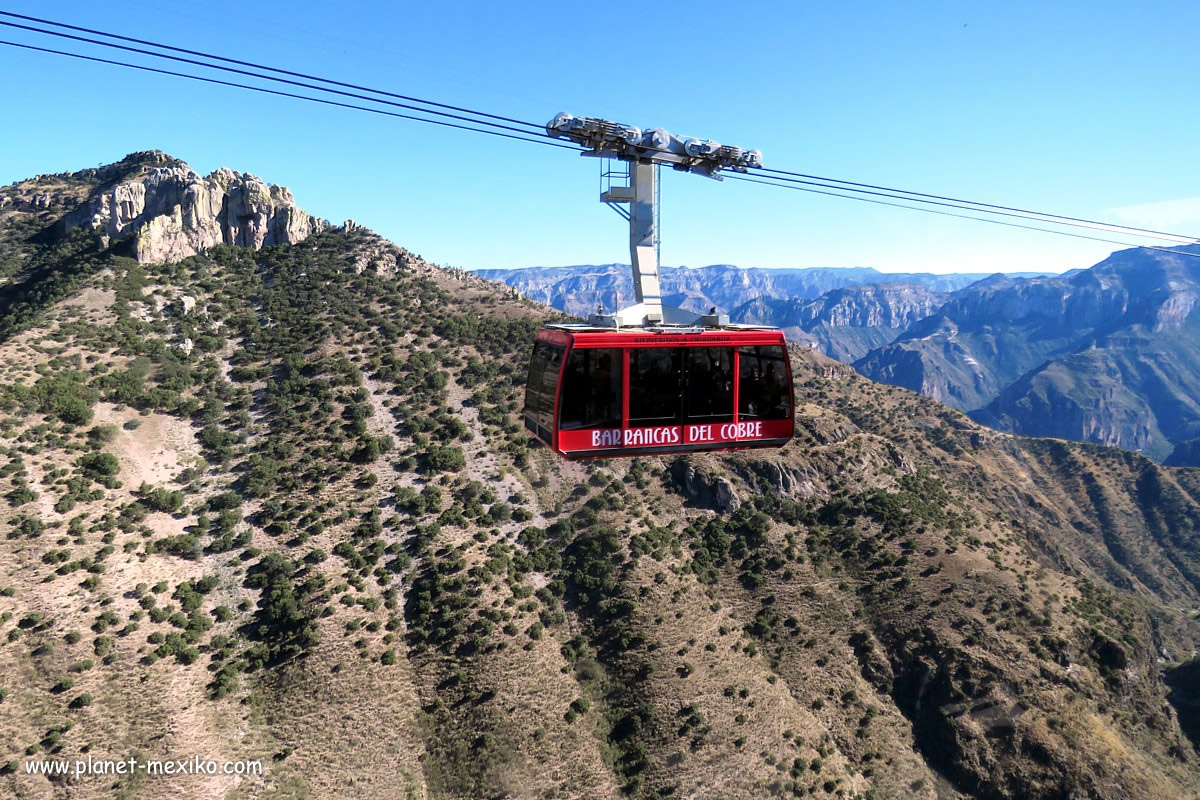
[0, 158, 1195, 800]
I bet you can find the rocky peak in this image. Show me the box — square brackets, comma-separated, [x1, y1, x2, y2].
[103, 149, 187, 177]
[60, 154, 325, 263]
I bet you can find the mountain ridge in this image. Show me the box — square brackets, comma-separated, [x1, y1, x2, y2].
[474, 263, 1052, 318]
[0, 153, 1198, 799]
[855, 245, 1200, 461]
[481, 249, 1200, 464]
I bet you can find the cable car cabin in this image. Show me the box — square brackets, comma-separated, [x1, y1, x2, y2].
[524, 324, 794, 460]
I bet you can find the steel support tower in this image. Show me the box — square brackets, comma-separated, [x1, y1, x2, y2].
[546, 113, 763, 328]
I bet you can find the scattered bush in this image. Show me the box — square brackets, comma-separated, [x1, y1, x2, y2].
[79, 452, 120, 481]
[425, 446, 466, 473]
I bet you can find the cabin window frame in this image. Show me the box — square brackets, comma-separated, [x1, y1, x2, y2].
[627, 347, 683, 428]
[558, 347, 623, 431]
[737, 344, 792, 421]
[523, 341, 564, 440]
[683, 346, 736, 425]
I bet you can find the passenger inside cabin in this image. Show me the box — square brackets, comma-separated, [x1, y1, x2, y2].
[745, 366, 763, 417]
[764, 363, 782, 414]
[588, 352, 616, 426]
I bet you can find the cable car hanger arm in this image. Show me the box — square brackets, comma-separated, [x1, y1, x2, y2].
[545, 112, 763, 328]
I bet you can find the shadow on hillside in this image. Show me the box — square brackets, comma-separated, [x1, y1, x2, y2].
[1165, 658, 1200, 753]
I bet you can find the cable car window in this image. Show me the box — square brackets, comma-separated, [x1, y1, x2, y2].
[524, 342, 563, 433]
[559, 348, 622, 430]
[738, 345, 791, 420]
[538, 345, 564, 428]
[524, 343, 549, 418]
[629, 348, 681, 427]
[684, 347, 734, 423]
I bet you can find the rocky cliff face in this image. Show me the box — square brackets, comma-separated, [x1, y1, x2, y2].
[789, 284, 945, 329]
[476, 264, 780, 318]
[59, 150, 324, 262]
[1166, 438, 1200, 467]
[972, 353, 1161, 455]
[732, 283, 946, 361]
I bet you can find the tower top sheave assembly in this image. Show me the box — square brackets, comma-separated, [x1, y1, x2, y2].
[547, 113, 763, 179]
[547, 112, 764, 329]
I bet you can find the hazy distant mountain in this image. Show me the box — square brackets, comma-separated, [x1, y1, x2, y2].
[855, 245, 1200, 462]
[760, 266, 1047, 296]
[474, 264, 1047, 321]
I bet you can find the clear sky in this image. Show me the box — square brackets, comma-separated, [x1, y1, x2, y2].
[1, 0, 1198, 274]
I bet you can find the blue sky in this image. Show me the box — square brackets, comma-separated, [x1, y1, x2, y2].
[1, 0, 1198, 274]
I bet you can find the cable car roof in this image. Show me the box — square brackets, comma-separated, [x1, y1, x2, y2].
[536, 323, 787, 348]
[540, 322, 781, 334]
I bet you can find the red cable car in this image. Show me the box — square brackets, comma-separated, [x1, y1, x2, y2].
[524, 324, 794, 459]
[524, 113, 790, 458]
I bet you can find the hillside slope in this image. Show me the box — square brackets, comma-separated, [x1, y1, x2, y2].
[0, 156, 1198, 800]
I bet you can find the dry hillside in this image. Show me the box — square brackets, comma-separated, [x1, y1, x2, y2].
[0, 156, 1199, 800]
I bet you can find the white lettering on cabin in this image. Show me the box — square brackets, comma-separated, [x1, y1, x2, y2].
[591, 429, 626, 447]
[621, 427, 681, 446]
[718, 422, 763, 440]
[592, 422, 765, 448]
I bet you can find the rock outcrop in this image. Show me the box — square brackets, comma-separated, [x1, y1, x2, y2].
[61, 153, 324, 263]
[671, 460, 742, 512]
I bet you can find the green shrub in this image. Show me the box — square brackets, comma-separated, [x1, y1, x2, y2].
[154, 533, 201, 559]
[79, 452, 120, 480]
[138, 484, 184, 513]
[32, 372, 99, 425]
[425, 446, 466, 473]
[208, 664, 239, 699]
[6, 486, 36, 507]
[87, 425, 119, 444]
